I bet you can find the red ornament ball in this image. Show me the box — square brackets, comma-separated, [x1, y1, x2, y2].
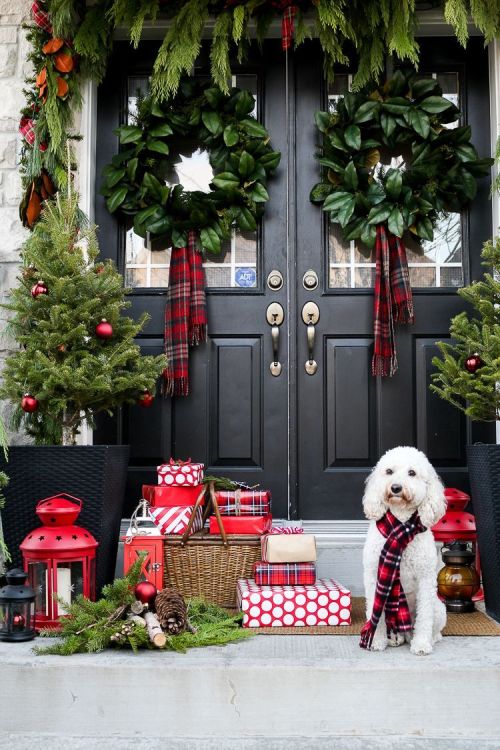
[21, 393, 39, 413]
[31, 280, 48, 298]
[12, 613, 25, 628]
[134, 581, 157, 605]
[95, 319, 113, 339]
[465, 354, 483, 374]
[138, 390, 154, 408]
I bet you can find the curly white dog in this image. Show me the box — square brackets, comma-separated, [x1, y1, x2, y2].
[362, 446, 447, 655]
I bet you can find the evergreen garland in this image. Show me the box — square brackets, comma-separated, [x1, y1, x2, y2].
[35, 557, 252, 655]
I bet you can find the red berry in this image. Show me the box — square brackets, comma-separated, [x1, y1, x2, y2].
[138, 390, 154, 407]
[95, 319, 113, 339]
[21, 394, 39, 413]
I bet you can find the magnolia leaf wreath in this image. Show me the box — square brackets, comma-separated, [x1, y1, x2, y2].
[310, 69, 493, 376]
[102, 79, 281, 255]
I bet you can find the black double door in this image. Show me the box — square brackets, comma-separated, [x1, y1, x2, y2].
[96, 37, 493, 519]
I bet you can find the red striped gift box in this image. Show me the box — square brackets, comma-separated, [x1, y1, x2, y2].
[253, 561, 317, 586]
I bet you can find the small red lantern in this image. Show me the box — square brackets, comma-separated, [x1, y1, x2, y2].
[123, 499, 163, 590]
[20, 493, 98, 628]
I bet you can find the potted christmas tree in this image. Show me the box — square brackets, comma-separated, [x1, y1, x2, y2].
[0, 191, 166, 592]
[431, 235, 500, 622]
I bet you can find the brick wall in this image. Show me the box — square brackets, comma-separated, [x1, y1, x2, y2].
[0, 1, 32, 442]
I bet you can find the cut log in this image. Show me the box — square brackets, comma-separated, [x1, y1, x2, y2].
[130, 600, 147, 615]
[127, 614, 147, 628]
[144, 611, 167, 648]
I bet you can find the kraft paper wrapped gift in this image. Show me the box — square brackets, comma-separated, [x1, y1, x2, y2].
[261, 533, 317, 563]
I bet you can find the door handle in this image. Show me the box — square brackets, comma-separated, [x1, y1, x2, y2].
[266, 302, 284, 377]
[302, 301, 320, 375]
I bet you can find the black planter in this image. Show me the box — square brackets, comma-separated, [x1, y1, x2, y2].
[467, 443, 500, 623]
[0, 445, 130, 595]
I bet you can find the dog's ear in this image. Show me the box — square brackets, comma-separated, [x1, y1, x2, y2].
[419, 465, 446, 528]
[362, 467, 386, 521]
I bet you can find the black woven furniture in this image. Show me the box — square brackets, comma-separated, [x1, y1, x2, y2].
[0, 445, 129, 595]
[467, 444, 500, 623]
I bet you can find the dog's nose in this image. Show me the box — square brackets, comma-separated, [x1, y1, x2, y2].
[391, 484, 403, 494]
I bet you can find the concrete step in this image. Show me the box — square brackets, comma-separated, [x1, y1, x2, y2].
[1, 634, 499, 746]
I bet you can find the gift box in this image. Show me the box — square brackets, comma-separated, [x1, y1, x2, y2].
[215, 489, 271, 516]
[261, 533, 317, 563]
[143, 484, 205, 507]
[149, 505, 204, 536]
[209, 515, 272, 536]
[253, 561, 316, 586]
[157, 459, 204, 486]
[237, 578, 351, 627]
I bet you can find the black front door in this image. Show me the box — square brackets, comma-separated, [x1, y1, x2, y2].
[95, 37, 494, 519]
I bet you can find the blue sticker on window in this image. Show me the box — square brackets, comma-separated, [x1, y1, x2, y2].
[235, 268, 257, 288]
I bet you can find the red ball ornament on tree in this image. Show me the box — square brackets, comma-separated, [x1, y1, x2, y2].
[31, 279, 48, 298]
[21, 393, 39, 413]
[95, 319, 113, 339]
[138, 389, 154, 408]
[465, 354, 483, 374]
[134, 581, 157, 606]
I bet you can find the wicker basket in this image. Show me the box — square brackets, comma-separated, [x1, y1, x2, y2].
[164, 533, 261, 608]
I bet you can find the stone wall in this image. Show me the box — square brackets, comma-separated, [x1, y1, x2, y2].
[0, 0, 31, 442]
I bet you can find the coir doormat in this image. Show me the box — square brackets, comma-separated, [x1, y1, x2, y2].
[252, 597, 500, 636]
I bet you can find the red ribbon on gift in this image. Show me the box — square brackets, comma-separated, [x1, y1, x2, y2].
[269, 526, 304, 534]
[168, 457, 192, 466]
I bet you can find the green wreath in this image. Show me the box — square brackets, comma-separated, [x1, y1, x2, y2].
[310, 69, 493, 256]
[101, 79, 281, 254]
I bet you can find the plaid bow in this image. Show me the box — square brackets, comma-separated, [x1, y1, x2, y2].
[372, 224, 414, 377]
[31, 1, 52, 33]
[360, 510, 426, 650]
[164, 231, 207, 397]
[280, 4, 298, 50]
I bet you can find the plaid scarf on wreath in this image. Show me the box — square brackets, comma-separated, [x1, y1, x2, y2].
[359, 509, 426, 650]
[164, 231, 207, 397]
[372, 224, 414, 377]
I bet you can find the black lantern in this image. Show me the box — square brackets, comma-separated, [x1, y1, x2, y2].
[0, 569, 37, 642]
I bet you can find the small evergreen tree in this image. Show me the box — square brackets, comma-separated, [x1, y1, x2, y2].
[1, 191, 166, 445]
[431, 236, 500, 422]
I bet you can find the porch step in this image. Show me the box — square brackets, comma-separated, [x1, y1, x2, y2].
[1, 635, 499, 746]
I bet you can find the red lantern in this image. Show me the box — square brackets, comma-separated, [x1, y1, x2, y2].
[123, 500, 163, 590]
[20, 493, 98, 628]
[95, 319, 113, 339]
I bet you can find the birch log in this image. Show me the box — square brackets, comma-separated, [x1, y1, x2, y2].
[144, 611, 167, 648]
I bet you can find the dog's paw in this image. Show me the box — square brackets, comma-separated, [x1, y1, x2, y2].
[432, 631, 443, 644]
[410, 638, 433, 656]
[387, 632, 405, 647]
[370, 636, 388, 652]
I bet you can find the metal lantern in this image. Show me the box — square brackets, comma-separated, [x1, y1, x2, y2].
[123, 499, 163, 590]
[20, 493, 98, 628]
[437, 541, 481, 613]
[0, 569, 37, 642]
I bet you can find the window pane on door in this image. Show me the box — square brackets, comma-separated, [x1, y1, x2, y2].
[326, 72, 464, 289]
[124, 74, 259, 289]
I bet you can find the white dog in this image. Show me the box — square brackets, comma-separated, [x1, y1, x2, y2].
[362, 446, 447, 655]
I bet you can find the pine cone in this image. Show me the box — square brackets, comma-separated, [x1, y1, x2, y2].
[155, 586, 188, 635]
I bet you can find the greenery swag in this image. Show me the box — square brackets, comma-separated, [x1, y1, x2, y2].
[310, 69, 493, 255]
[21, 1, 500, 229]
[101, 80, 281, 252]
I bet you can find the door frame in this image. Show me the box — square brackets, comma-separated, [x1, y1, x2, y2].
[77, 22, 500, 533]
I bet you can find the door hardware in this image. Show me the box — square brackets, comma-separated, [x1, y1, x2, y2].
[266, 302, 284, 376]
[302, 301, 320, 375]
[267, 270, 284, 290]
[303, 269, 318, 290]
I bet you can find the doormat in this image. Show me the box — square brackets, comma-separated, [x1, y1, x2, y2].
[251, 597, 500, 636]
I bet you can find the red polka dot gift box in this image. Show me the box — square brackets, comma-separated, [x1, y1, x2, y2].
[237, 578, 351, 628]
[157, 459, 204, 487]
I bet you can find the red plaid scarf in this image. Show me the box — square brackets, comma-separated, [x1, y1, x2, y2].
[360, 510, 426, 650]
[281, 4, 298, 50]
[164, 231, 207, 397]
[372, 224, 414, 377]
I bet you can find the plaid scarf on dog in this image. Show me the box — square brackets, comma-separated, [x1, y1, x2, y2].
[359, 510, 426, 650]
[372, 224, 414, 377]
[164, 231, 207, 397]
